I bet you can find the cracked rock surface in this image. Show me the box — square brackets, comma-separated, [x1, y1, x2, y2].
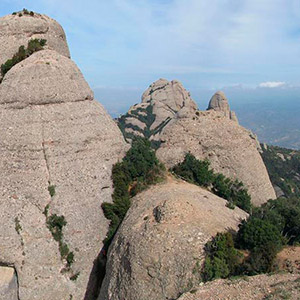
[99, 177, 248, 300]
[0, 14, 127, 300]
[157, 110, 276, 206]
[0, 12, 70, 78]
[119, 79, 275, 206]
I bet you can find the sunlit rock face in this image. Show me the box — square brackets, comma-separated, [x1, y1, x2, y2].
[0, 13, 127, 300]
[120, 79, 276, 206]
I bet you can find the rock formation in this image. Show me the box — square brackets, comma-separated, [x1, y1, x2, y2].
[0, 267, 18, 300]
[207, 91, 238, 122]
[118, 78, 197, 144]
[0, 12, 127, 300]
[0, 11, 70, 70]
[99, 178, 248, 300]
[119, 79, 276, 206]
[156, 109, 276, 206]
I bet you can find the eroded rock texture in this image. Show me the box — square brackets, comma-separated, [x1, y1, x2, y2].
[0, 266, 18, 300]
[118, 78, 197, 144]
[0, 12, 70, 69]
[0, 13, 127, 300]
[119, 79, 276, 206]
[99, 178, 248, 300]
[157, 110, 276, 206]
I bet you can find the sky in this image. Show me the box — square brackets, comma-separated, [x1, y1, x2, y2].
[1, 0, 300, 117]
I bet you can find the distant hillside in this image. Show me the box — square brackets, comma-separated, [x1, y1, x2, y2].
[261, 144, 300, 198]
[95, 87, 300, 150]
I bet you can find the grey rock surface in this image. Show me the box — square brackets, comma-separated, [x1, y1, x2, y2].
[207, 91, 238, 122]
[120, 79, 197, 141]
[178, 273, 300, 300]
[0, 12, 70, 69]
[99, 177, 248, 300]
[0, 50, 93, 108]
[0, 24, 127, 300]
[0, 267, 18, 300]
[156, 110, 276, 206]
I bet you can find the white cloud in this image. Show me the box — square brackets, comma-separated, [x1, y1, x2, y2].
[259, 81, 286, 88]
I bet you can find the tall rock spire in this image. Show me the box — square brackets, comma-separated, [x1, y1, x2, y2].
[207, 91, 238, 122]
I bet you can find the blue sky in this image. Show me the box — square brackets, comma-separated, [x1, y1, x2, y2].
[1, 0, 300, 116]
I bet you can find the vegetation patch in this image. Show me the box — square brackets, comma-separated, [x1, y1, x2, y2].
[70, 272, 80, 281]
[12, 9, 34, 17]
[202, 232, 243, 282]
[102, 137, 165, 250]
[261, 144, 300, 198]
[14, 217, 22, 234]
[46, 213, 75, 268]
[48, 185, 56, 198]
[171, 153, 252, 212]
[1, 38, 46, 80]
[117, 104, 170, 148]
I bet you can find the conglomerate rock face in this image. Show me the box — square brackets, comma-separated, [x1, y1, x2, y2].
[0, 266, 18, 300]
[119, 79, 276, 206]
[0, 12, 70, 69]
[118, 78, 197, 144]
[207, 91, 238, 122]
[178, 273, 300, 300]
[99, 178, 248, 300]
[0, 13, 127, 300]
[156, 110, 276, 206]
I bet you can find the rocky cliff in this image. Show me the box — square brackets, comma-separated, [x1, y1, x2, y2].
[0, 12, 127, 300]
[119, 79, 276, 206]
[0, 11, 70, 68]
[99, 177, 248, 300]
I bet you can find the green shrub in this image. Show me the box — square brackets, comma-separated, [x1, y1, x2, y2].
[236, 218, 282, 251]
[253, 197, 300, 245]
[14, 217, 22, 234]
[46, 213, 75, 267]
[46, 214, 66, 242]
[172, 153, 214, 187]
[48, 185, 56, 197]
[172, 153, 252, 213]
[66, 252, 74, 266]
[202, 232, 242, 282]
[102, 137, 165, 249]
[1, 38, 47, 79]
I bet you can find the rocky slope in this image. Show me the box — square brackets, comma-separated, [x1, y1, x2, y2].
[119, 79, 276, 206]
[178, 273, 300, 300]
[0, 13, 127, 300]
[0, 11, 70, 69]
[99, 177, 248, 300]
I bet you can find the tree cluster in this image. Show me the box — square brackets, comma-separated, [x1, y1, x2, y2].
[172, 153, 252, 212]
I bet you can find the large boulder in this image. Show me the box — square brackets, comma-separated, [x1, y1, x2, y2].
[0, 12, 70, 71]
[99, 178, 248, 300]
[119, 79, 197, 143]
[0, 16, 127, 300]
[157, 110, 276, 206]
